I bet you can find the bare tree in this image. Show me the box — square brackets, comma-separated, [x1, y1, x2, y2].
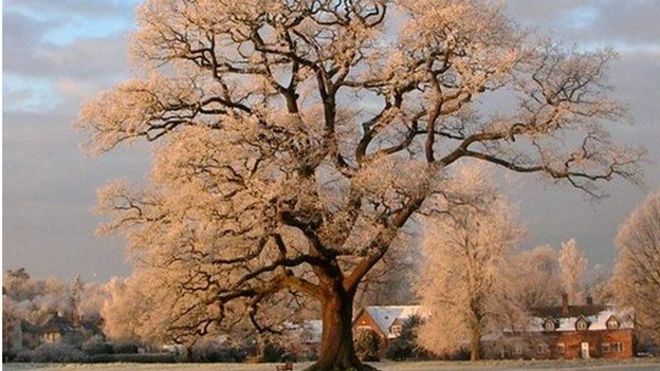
[76, 0, 642, 369]
[612, 190, 660, 342]
[558, 239, 588, 304]
[416, 178, 523, 361]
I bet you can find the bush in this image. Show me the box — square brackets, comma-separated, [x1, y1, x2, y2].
[88, 353, 176, 363]
[354, 329, 381, 362]
[112, 341, 139, 354]
[386, 315, 433, 361]
[82, 336, 114, 355]
[15, 343, 87, 363]
[192, 340, 247, 363]
[205, 347, 247, 362]
[260, 341, 286, 362]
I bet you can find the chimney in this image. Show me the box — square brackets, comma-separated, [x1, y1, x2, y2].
[561, 293, 569, 315]
[586, 296, 593, 305]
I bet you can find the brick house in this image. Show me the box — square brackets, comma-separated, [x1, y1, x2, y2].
[484, 294, 634, 360]
[352, 305, 424, 353]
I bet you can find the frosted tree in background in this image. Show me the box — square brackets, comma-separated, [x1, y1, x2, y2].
[586, 264, 612, 304]
[558, 239, 588, 304]
[76, 0, 642, 368]
[416, 175, 523, 361]
[510, 245, 563, 308]
[613, 190, 660, 342]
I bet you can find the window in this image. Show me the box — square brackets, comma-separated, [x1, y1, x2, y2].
[536, 343, 549, 354]
[544, 319, 556, 331]
[514, 343, 524, 355]
[356, 325, 371, 331]
[602, 342, 610, 353]
[390, 325, 402, 337]
[612, 342, 624, 352]
[576, 318, 589, 331]
[556, 343, 565, 354]
[43, 332, 61, 343]
[606, 317, 620, 330]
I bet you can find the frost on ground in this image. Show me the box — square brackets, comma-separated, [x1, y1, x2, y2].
[4, 359, 659, 371]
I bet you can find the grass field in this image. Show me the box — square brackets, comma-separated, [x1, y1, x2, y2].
[4, 358, 659, 371]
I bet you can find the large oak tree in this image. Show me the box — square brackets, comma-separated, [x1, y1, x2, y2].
[77, 0, 642, 369]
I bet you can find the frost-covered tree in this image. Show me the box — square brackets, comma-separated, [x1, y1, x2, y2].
[558, 239, 588, 304]
[100, 276, 153, 343]
[76, 0, 642, 369]
[612, 190, 660, 342]
[416, 183, 523, 361]
[510, 245, 563, 308]
[586, 264, 612, 304]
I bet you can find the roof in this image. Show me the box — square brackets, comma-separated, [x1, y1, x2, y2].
[531, 304, 608, 318]
[360, 305, 425, 339]
[40, 315, 79, 335]
[20, 320, 41, 334]
[528, 306, 634, 332]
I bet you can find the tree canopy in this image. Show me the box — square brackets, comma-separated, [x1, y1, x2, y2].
[76, 0, 643, 369]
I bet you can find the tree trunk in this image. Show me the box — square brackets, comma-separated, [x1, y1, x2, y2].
[470, 325, 481, 361]
[306, 287, 375, 371]
[184, 345, 193, 362]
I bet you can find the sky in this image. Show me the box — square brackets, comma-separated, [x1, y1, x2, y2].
[3, 0, 660, 282]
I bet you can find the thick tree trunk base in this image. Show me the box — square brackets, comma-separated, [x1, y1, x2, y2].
[307, 285, 376, 371]
[304, 359, 379, 371]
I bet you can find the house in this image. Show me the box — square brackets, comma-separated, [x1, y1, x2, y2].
[40, 313, 83, 346]
[352, 305, 425, 352]
[485, 294, 634, 360]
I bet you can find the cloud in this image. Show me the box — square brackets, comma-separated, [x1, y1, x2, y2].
[7, 0, 138, 19]
[507, 0, 660, 55]
[3, 0, 135, 113]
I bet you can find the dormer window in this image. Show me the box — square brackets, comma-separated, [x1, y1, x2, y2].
[543, 318, 556, 331]
[576, 317, 589, 331]
[606, 316, 620, 330]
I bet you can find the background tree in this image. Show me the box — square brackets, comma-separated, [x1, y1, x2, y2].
[100, 276, 154, 343]
[509, 245, 563, 308]
[76, 0, 642, 369]
[354, 236, 417, 307]
[612, 189, 660, 342]
[586, 264, 612, 304]
[558, 239, 588, 304]
[416, 181, 523, 361]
